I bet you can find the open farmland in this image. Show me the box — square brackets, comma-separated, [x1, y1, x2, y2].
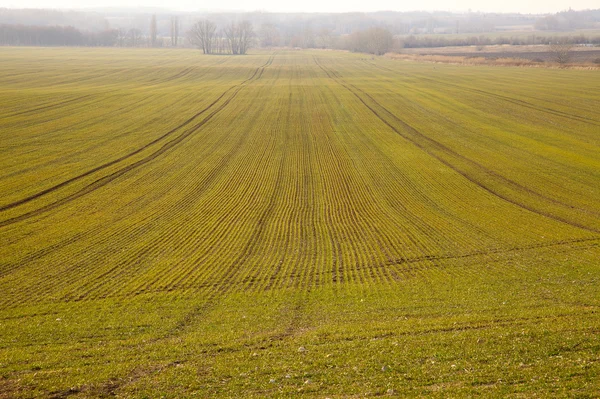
[0, 47, 599, 397]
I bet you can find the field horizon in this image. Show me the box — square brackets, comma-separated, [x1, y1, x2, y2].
[0, 47, 599, 398]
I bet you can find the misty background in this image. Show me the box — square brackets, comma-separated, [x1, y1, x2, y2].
[0, 6, 599, 52]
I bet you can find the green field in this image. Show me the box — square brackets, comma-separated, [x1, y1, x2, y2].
[0, 47, 599, 398]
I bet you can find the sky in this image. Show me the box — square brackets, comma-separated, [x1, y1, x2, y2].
[1, 0, 597, 14]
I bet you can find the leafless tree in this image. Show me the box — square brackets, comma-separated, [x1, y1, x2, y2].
[215, 35, 227, 54]
[259, 23, 279, 48]
[549, 42, 574, 65]
[238, 21, 254, 55]
[128, 28, 142, 47]
[224, 22, 240, 54]
[117, 28, 127, 47]
[316, 28, 333, 49]
[225, 21, 254, 55]
[150, 14, 157, 47]
[170, 16, 179, 47]
[188, 20, 217, 54]
[347, 27, 394, 55]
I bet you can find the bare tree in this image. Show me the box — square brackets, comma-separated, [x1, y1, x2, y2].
[188, 20, 217, 54]
[347, 27, 394, 55]
[150, 14, 157, 47]
[170, 16, 179, 47]
[215, 34, 227, 54]
[549, 42, 574, 65]
[128, 28, 142, 47]
[117, 28, 127, 47]
[259, 23, 279, 48]
[225, 22, 240, 54]
[225, 21, 254, 55]
[316, 28, 332, 49]
[238, 21, 254, 55]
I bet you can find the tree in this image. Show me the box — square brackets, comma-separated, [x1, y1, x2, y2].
[150, 14, 157, 47]
[347, 27, 394, 55]
[117, 28, 127, 47]
[238, 21, 254, 55]
[366, 27, 394, 55]
[188, 20, 217, 54]
[170, 16, 179, 47]
[549, 42, 574, 65]
[316, 28, 333, 49]
[225, 21, 254, 55]
[259, 23, 279, 48]
[224, 22, 239, 54]
[128, 28, 142, 47]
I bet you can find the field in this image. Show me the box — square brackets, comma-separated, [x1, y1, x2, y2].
[400, 44, 600, 64]
[0, 47, 599, 398]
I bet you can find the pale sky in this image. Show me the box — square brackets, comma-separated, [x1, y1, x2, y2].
[1, 0, 597, 14]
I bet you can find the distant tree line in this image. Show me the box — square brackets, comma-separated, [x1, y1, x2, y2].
[397, 33, 600, 48]
[535, 9, 600, 31]
[0, 24, 118, 46]
[1, 8, 599, 55]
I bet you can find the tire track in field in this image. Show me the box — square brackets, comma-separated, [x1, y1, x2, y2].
[77, 96, 277, 301]
[144, 57, 285, 331]
[386, 236, 600, 269]
[94, 126, 289, 393]
[314, 57, 600, 235]
[0, 55, 276, 227]
[356, 62, 600, 219]
[147, 57, 231, 86]
[2, 94, 95, 118]
[0, 54, 279, 306]
[0, 55, 273, 213]
[364, 60, 600, 126]
[209, 108, 289, 294]
[319, 82, 494, 272]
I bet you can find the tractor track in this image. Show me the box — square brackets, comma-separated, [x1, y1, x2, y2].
[358, 61, 600, 219]
[314, 57, 600, 234]
[365, 59, 600, 127]
[0, 54, 276, 227]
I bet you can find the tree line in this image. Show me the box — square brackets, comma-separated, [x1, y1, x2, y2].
[0, 24, 118, 46]
[1, 8, 599, 57]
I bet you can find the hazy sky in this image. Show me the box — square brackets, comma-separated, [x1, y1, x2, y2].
[1, 0, 597, 14]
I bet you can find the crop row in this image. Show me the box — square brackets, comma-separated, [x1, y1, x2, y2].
[0, 50, 598, 309]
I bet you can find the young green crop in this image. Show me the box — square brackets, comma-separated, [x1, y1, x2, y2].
[0, 47, 598, 398]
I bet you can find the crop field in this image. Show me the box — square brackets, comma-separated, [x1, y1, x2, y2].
[0, 47, 599, 398]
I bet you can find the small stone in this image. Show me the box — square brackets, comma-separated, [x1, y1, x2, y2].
[382, 365, 390, 372]
[298, 346, 307, 353]
[285, 374, 291, 379]
[387, 388, 394, 395]
[269, 378, 276, 384]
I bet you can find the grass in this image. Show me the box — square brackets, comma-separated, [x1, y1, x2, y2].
[0, 47, 599, 398]
[385, 53, 600, 69]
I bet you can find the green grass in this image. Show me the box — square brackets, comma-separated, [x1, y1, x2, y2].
[0, 47, 599, 398]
